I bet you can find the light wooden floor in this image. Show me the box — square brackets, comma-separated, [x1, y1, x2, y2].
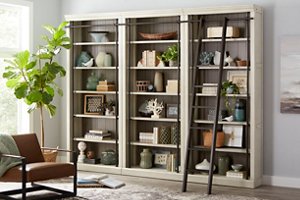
[87, 172, 300, 200]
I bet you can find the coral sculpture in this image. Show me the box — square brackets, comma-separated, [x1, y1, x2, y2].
[146, 98, 164, 118]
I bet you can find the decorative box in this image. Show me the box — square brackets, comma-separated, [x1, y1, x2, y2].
[207, 26, 240, 38]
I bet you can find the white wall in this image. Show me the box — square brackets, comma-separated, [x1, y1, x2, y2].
[58, 0, 300, 187]
[23, 0, 62, 147]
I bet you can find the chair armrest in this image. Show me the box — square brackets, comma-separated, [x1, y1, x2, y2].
[41, 147, 74, 153]
[0, 153, 25, 160]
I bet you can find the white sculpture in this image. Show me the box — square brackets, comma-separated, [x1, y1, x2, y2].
[146, 98, 164, 118]
[82, 58, 94, 67]
[77, 141, 87, 163]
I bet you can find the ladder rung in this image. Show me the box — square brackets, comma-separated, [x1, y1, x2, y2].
[192, 105, 215, 109]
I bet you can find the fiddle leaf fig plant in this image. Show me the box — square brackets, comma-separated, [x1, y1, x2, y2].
[2, 21, 71, 147]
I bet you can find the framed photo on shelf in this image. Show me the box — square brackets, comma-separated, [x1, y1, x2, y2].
[166, 104, 178, 118]
[84, 94, 104, 115]
[227, 71, 247, 94]
[222, 125, 243, 147]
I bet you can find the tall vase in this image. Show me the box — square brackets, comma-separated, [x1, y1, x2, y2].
[140, 149, 152, 169]
[154, 72, 164, 92]
[218, 156, 230, 175]
[104, 53, 112, 67]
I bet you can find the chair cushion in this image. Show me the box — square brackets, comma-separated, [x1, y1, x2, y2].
[12, 133, 45, 163]
[0, 162, 75, 182]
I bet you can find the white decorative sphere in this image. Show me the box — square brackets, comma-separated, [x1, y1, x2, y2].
[78, 142, 87, 152]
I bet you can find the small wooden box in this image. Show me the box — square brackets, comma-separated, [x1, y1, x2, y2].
[207, 26, 240, 38]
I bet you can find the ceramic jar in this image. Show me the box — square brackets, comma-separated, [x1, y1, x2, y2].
[140, 148, 152, 169]
[95, 51, 106, 67]
[86, 72, 99, 90]
[154, 72, 164, 92]
[104, 53, 112, 67]
[101, 149, 117, 165]
[218, 156, 230, 175]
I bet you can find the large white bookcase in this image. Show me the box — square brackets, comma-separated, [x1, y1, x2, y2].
[66, 4, 263, 188]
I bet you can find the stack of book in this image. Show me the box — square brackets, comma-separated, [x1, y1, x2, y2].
[139, 127, 159, 144]
[84, 130, 111, 140]
[226, 170, 246, 179]
[97, 80, 115, 91]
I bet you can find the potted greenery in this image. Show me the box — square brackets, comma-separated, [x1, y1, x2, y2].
[2, 22, 71, 151]
[158, 44, 178, 67]
[221, 80, 240, 116]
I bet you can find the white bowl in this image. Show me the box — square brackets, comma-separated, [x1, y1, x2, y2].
[89, 31, 109, 42]
[231, 164, 243, 172]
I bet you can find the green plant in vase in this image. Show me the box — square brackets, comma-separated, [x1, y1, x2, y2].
[221, 80, 240, 116]
[158, 44, 178, 67]
[2, 22, 71, 148]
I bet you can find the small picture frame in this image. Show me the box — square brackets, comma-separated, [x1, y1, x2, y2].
[222, 125, 243, 147]
[227, 71, 247, 94]
[84, 94, 104, 114]
[166, 104, 178, 118]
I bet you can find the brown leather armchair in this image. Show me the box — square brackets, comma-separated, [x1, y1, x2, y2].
[0, 133, 77, 200]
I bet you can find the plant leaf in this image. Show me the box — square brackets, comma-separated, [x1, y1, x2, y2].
[27, 90, 42, 103]
[14, 83, 28, 99]
[15, 50, 30, 69]
[42, 92, 53, 104]
[45, 104, 56, 117]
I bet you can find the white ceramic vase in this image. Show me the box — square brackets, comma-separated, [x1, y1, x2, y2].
[154, 72, 164, 92]
[95, 51, 106, 67]
[104, 53, 112, 67]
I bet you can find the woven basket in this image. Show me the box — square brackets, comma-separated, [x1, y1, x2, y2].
[203, 129, 225, 147]
[43, 150, 58, 162]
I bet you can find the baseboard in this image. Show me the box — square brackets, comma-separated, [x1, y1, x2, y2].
[263, 175, 300, 188]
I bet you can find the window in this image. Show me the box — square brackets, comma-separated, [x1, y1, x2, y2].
[0, 0, 32, 134]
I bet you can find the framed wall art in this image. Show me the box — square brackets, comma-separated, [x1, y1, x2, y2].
[166, 104, 178, 118]
[84, 94, 105, 114]
[227, 71, 247, 94]
[222, 125, 243, 147]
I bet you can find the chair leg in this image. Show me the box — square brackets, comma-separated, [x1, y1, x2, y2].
[21, 159, 27, 200]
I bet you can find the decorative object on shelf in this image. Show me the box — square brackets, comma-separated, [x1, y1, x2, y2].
[207, 26, 240, 38]
[236, 59, 248, 66]
[154, 152, 169, 167]
[138, 100, 153, 117]
[231, 164, 243, 172]
[195, 158, 216, 172]
[84, 94, 105, 115]
[146, 98, 164, 118]
[104, 53, 112, 67]
[95, 51, 106, 67]
[77, 141, 87, 163]
[147, 84, 155, 92]
[136, 80, 150, 92]
[139, 148, 153, 169]
[89, 31, 109, 42]
[82, 58, 94, 67]
[166, 104, 178, 118]
[2, 22, 71, 151]
[166, 80, 178, 93]
[221, 80, 240, 115]
[139, 31, 177, 40]
[222, 125, 243, 147]
[159, 126, 171, 144]
[218, 156, 230, 175]
[199, 51, 214, 65]
[226, 170, 247, 179]
[86, 72, 100, 90]
[171, 124, 180, 144]
[223, 115, 234, 122]
[227, 71, 247, 94]
[104, 99, 116, 116]
[203, 129, 225, 147]
[202, 83, 217, 94]
[224, 51, 234, 66]
[97, 80, 115, 91]
[234, 99, 245, 121]
[141, 50, 160, 67]
[154, 71, 164, 92]
[101, 149, 117, 165]
[158, 44, 178, 67]
[76, 51, 92, 67]
[213, 51, 222, 65]
[87, 151, 95, 159]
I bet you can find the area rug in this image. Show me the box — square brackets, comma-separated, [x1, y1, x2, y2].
[55, 183, 265, 200]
